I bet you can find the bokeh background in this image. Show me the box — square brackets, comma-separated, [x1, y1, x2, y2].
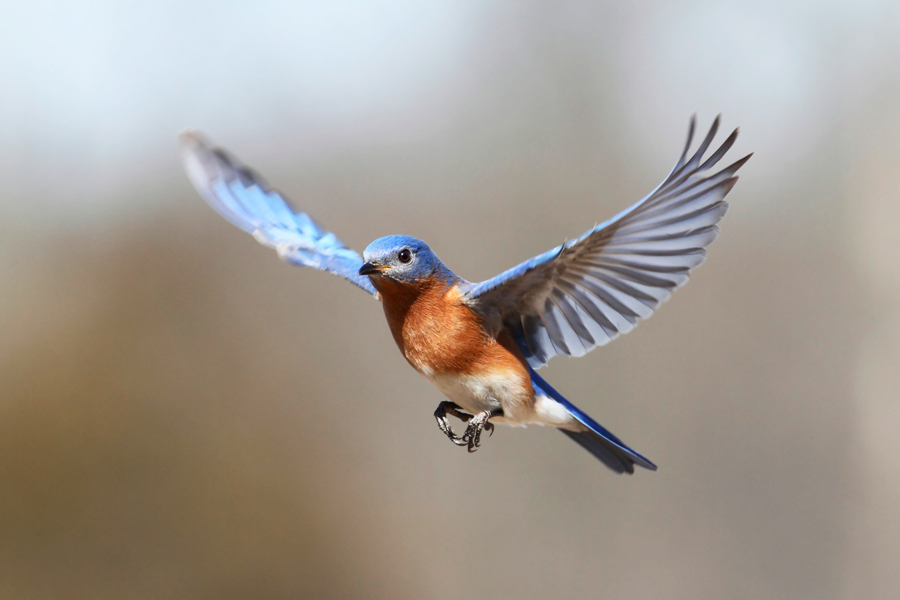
[1, 1, 898, 598]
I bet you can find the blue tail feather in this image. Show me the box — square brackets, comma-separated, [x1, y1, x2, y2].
[529, 367, 657, 474]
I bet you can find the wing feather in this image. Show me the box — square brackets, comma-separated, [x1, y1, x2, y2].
[461, 117, 751, 367]
[180, 131, 377, 296]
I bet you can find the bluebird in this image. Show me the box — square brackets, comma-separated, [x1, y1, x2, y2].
[180, 117, 750, 474]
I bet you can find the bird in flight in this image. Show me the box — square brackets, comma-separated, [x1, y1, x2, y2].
[180, 117, 750, 474]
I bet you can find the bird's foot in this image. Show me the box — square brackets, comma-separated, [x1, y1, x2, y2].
[460, 409, 501, 453]
[434, 401, 473, 447]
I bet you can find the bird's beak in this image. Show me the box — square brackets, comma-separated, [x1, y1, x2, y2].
[359, 262, 389, 276]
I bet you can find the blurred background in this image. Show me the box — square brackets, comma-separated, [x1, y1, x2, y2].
[1, 1, 898, 598]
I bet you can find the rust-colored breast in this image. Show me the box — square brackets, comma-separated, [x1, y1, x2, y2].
[376, 278, 529, 378]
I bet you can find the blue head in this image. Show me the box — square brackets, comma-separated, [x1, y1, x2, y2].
[359, 235, 455, 285]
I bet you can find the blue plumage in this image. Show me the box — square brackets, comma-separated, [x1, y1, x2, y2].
[461, 115, 752, 368]
[529, 367, 656, 474]
[181, 131, 378, 296]
[361, 235, 459, 286]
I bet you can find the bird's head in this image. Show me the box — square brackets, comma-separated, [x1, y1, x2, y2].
[359, 235, 453, 286]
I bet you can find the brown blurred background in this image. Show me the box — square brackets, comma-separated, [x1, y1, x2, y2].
[1, 1, 898, 599]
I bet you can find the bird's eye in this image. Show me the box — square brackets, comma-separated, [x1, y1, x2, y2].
[398, 249, 411, 263]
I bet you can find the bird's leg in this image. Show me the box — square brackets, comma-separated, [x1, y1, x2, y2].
[461, 408, 503, 453]
[434, 401, 473, 446]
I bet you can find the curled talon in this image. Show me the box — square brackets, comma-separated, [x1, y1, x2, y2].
[434, 401, 474, 446]
[458, 409, 499, 452]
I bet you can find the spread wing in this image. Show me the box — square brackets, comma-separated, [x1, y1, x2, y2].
[460, 116, 751, 368]
[180, 131, 377, 296]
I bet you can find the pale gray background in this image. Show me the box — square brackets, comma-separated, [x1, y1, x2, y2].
[1, 1, 898, 599]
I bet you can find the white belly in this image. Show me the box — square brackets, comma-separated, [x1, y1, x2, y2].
[424, 369, 578, 429]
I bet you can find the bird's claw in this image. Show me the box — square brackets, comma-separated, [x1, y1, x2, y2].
[434, 401, 472, 446]
[461, 412, 497, 452]
[434, 402, 500, 453]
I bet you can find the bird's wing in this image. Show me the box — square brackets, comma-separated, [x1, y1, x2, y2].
[460, 116, 751, 368]
[180, 131, 377, 296]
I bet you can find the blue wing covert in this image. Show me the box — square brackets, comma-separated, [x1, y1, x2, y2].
[461, 117, 751, 368]
[180, 132, 378, 296]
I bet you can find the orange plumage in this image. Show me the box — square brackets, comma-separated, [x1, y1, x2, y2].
[376, 278, 532, 384]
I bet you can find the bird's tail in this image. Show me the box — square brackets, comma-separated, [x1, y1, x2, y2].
[529, 367, 657, 475]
